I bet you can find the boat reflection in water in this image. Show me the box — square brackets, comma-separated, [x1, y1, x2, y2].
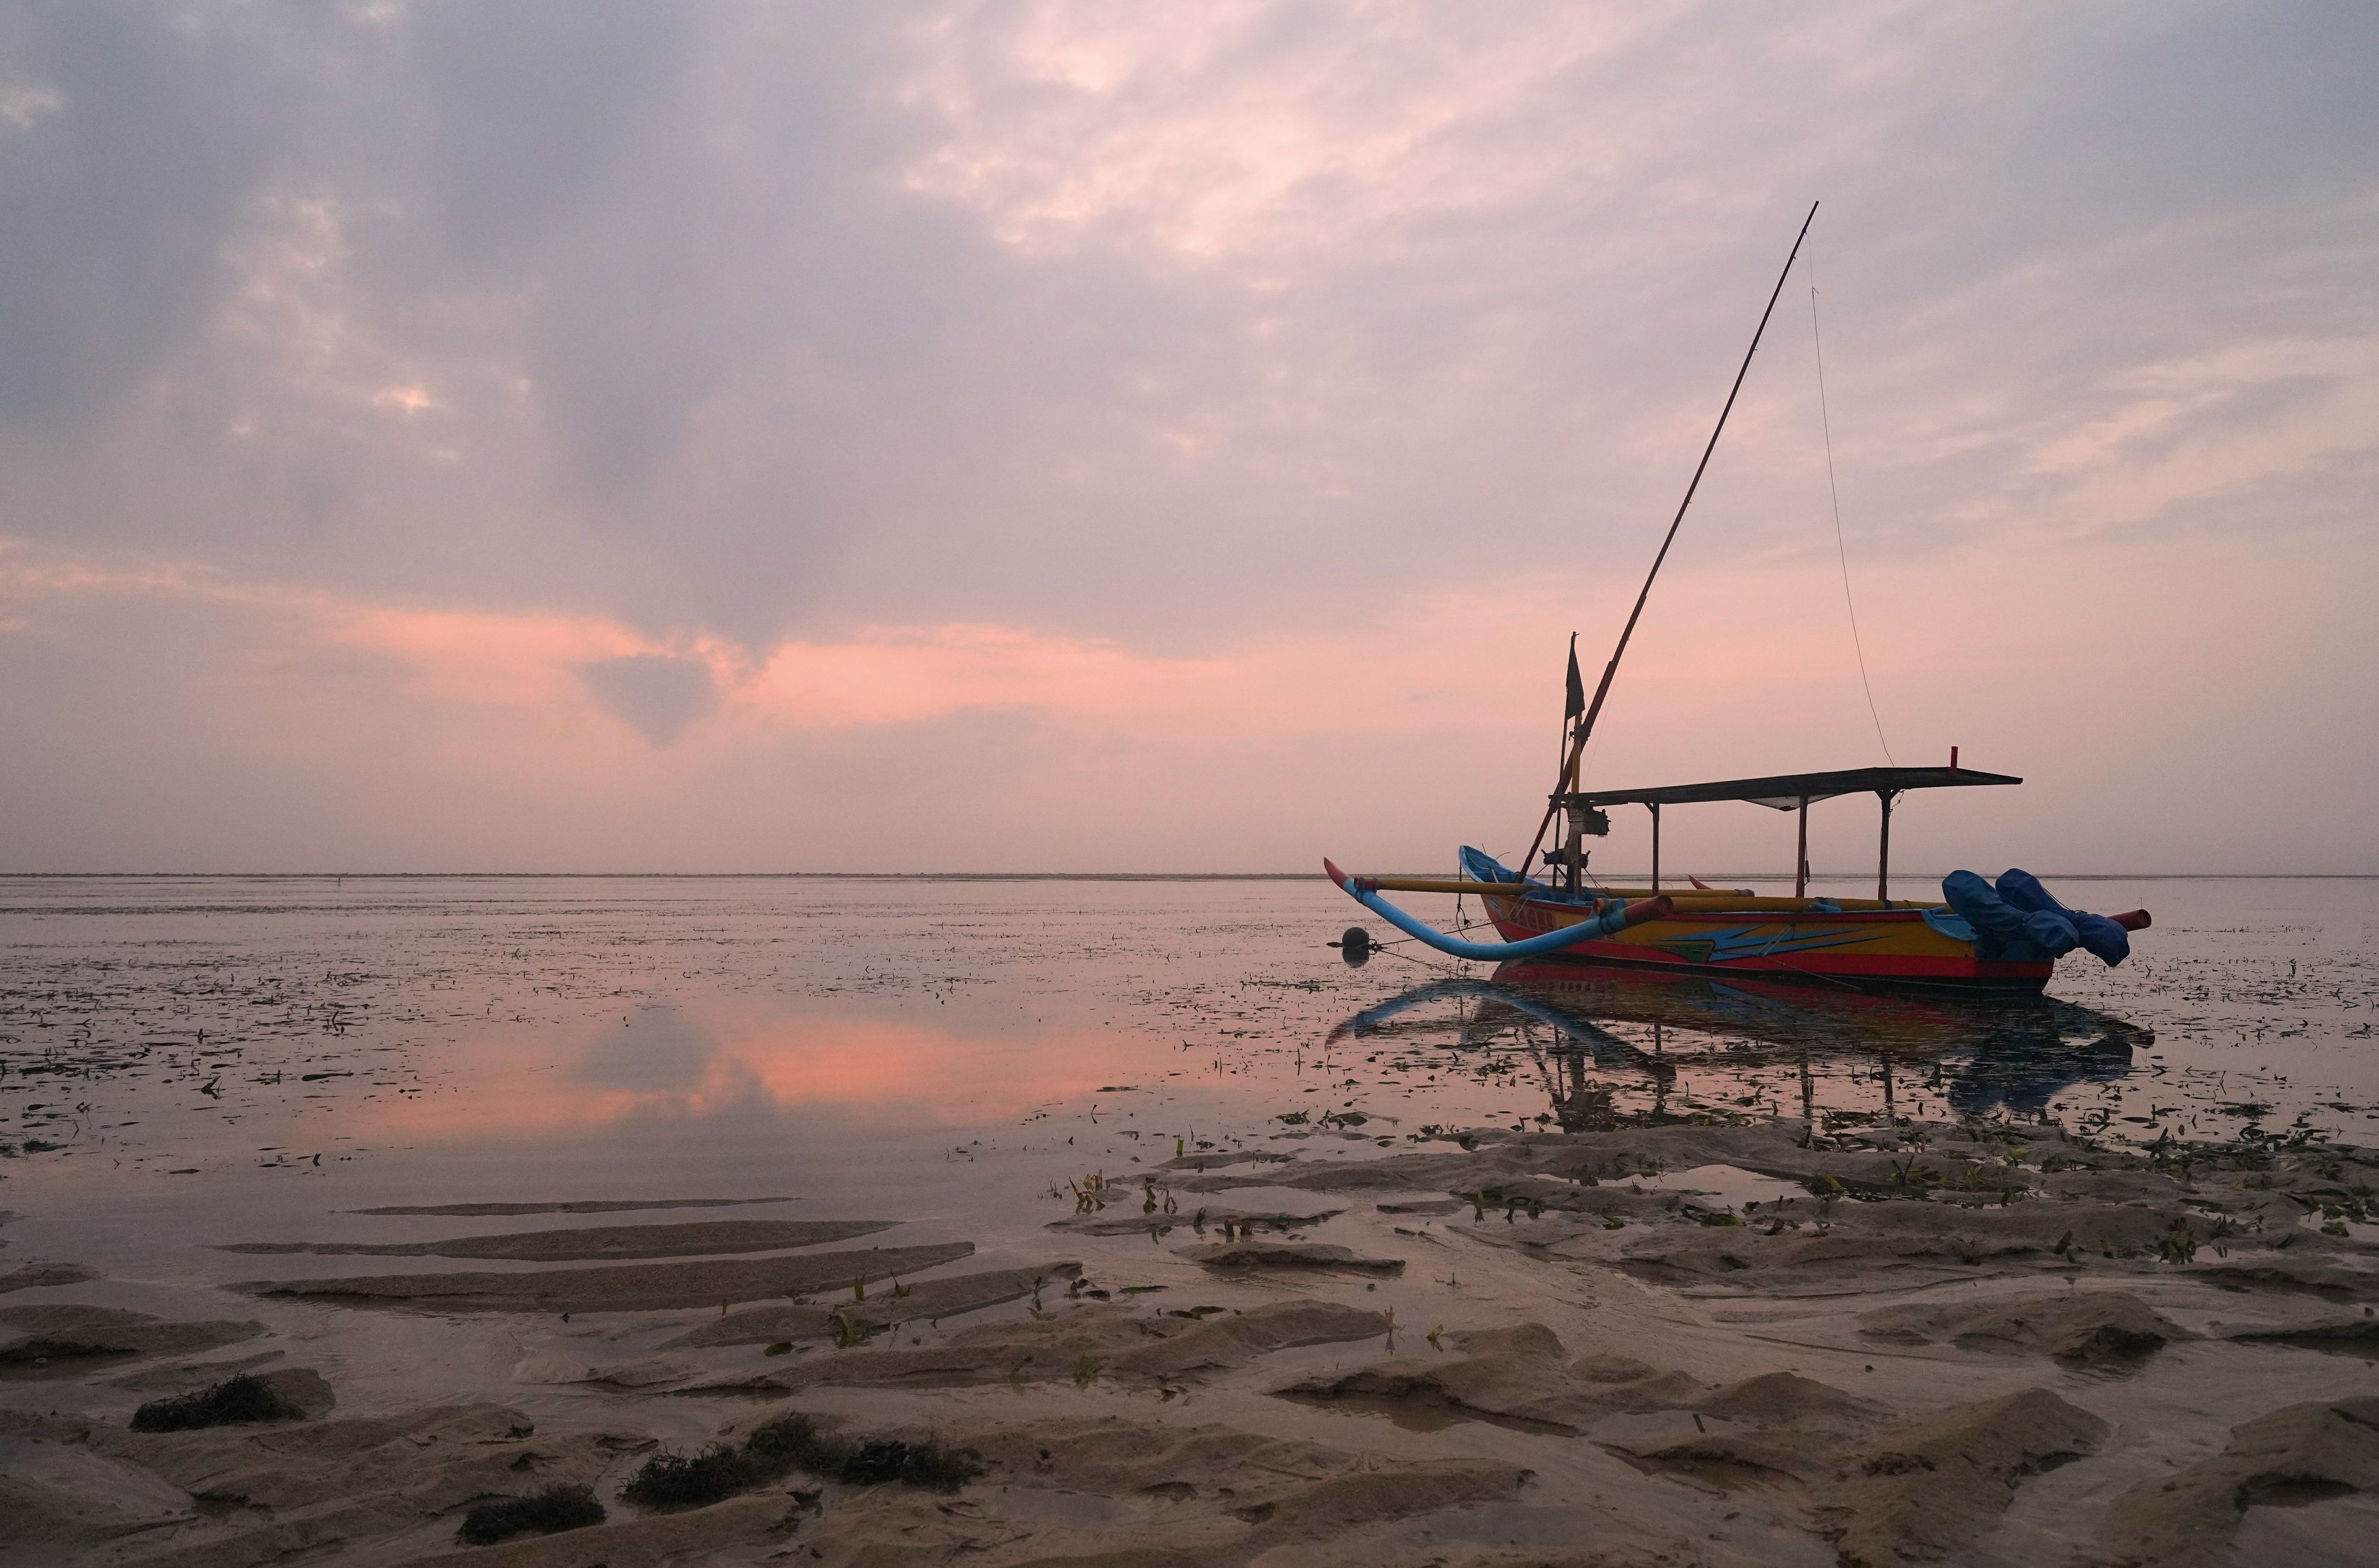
[1327, 960, 2148, 1132]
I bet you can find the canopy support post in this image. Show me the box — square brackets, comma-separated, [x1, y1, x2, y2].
[1794, 795, 1809, 899]
[1876, 790, 1894, 901]
[1650, 802, 1661, 892]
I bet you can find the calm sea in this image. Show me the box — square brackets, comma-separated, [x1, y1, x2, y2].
[1, 873, 2372, 1290]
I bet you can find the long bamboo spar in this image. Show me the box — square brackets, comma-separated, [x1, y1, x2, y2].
[1516, 201, 1820, 879]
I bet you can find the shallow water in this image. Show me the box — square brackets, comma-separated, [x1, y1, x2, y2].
[4, 873, 2377, 1565]
[1, 873, 2373, 1270]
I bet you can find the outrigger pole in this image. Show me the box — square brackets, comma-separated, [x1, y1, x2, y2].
[1516, 201, 1821, 882]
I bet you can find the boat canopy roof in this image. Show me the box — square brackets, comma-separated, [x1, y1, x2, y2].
[1576, 764, 2021, 812]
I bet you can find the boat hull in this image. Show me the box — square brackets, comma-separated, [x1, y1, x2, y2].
[1478, 891, 2051, 997]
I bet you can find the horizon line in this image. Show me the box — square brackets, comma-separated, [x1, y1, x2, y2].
[0, 870, 2372, 883]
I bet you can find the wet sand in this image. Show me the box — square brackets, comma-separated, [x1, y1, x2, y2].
[5, 1115, 2378, 1566]
[215, 1217, 896, 1262]
[5, 873, 2378, 1563]
[232, 1240, 979, 1316]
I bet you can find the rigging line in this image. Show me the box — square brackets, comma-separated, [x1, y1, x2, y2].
[1518, 201, 1820, 879]
[1808, 283, 1894, 767]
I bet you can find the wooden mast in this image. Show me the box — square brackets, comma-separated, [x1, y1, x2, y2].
[1876, 790, 1894, 900]
[1563, 727, 1586, 894]
[1517, 202, 1821, 884]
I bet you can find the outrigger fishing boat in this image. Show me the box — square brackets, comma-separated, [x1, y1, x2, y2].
[1323, 205, 2148, 997]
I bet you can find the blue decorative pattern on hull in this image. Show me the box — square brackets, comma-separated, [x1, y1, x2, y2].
[1675, 924, 1877, 964]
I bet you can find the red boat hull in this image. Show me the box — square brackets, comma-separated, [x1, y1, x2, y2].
[1480, 891, 2051, 998]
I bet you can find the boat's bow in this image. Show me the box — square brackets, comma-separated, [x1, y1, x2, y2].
[1323, 858, 1671, 961]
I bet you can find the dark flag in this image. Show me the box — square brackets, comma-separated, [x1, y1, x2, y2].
[1564, 633, 1584, 722]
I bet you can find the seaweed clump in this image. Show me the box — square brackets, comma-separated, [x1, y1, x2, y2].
[619, 1443, 755, 1511]
[456, 1484, 606, 1545]
[622, 1412, 980, 1511]
[837, 1435, 982, 1489]
[130, 1374, 309, 1432]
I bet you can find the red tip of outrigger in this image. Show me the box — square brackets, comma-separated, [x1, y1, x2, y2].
[1321, 857, 1349, 888]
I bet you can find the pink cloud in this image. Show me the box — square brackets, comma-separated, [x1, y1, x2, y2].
[3, 525, 2371, 875]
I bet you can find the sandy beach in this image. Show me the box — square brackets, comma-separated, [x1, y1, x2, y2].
[5, 875, 2376, 1566]
[7, 1104, 2378, 1567]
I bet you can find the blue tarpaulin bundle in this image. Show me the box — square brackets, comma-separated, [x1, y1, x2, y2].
[1941, 869, 2130, 966]
[1458, 846, 1534, 886]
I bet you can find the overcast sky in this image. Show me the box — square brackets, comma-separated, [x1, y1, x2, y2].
[1, 1, 2372, 874]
